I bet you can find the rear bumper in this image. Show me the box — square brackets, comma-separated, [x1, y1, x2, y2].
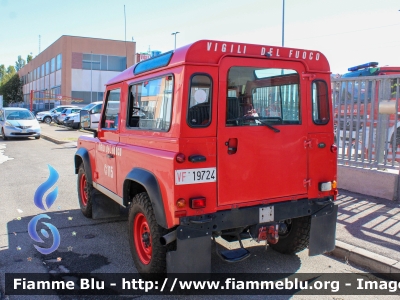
[169, 197, 337, 272]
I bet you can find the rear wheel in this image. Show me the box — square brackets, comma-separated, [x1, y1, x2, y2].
[43, 116, 52, 124]
[77, 163, 93, 218]
[269, 216, 311, 254]
[128, 192, 167, 274]
[1, 128, 8, 140]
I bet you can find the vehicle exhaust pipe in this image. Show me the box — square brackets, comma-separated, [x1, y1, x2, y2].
[160, 230, 177, 246]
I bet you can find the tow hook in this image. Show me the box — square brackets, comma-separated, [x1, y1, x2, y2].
[257, 225, 279, 244]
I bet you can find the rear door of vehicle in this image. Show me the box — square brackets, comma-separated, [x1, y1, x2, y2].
[217, 57, 308, 206]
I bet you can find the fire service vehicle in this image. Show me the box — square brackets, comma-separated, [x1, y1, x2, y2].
[335, 62, 400, 149]
[74, 40, 338, 274]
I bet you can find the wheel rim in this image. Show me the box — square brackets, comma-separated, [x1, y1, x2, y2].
[79, 173, 88, 206]
[45, 117, 51, 124]
[133, 213, 152, 265]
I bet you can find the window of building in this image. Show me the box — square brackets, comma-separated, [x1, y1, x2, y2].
[46, 61, 50, 75]
[51, 57, 56, 73]
[56, 54, 62, 70]
[82, 54, 126, 71]
[187, 74, 212, 127]
[127, 75, 174, 131]
[33, 69, 36, 81]
[41, 64, 44, 77]
[37, 67, 41, 78]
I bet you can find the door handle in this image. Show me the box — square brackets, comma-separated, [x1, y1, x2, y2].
[225, 138, 238, 155]
[106, 153, 114, 159]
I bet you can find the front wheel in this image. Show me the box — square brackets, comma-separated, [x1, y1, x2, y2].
[128, 192, 167, 274]
[1, 128, 8, 140]
[43, 116, 52, 124]
[77, 163, 93, 218]
[35, 135, 41, 140]
[269, 216, 311, 254]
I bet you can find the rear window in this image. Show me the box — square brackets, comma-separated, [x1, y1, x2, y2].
[226, 67, 300, 126]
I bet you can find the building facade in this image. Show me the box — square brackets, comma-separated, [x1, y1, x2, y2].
[18, 35, 136, 106]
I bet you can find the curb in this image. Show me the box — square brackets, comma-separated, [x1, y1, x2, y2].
[330, 240, 400, 279]
[40, 134, 70, 145]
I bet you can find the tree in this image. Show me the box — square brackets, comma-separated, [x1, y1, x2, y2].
[7, 66, 16, 75]
[0, 64, 5, 84]
[0, 74, 23, 105]
[27, 54, 33, 63]
[15, 55, 26, 71]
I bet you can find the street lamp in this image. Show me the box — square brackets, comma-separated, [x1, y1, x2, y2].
[282, 0, 285, 47]
[171, 32, 180, 50]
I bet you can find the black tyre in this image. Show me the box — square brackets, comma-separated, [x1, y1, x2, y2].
[43, 116, 52, 124]
[390, 127, 400, 149]
[77, 163, 93, 218]
[35, 135, 41, 140]
[128, 192, 167, 274]
[1, 128, 8, 140]
[269, 216, 311, 254]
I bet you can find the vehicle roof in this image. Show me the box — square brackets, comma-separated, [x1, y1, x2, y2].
[1, 107, 30, 111]
[107, 39, 330, 85]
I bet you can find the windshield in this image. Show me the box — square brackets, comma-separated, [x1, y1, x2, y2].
[6, 110, 35, 120]
[81, 103, 98, 111]
[226, 67, 300, 126]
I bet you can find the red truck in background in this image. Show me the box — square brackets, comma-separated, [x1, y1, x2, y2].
[75, 40, 338, 275]
[334, 62, 400, 162]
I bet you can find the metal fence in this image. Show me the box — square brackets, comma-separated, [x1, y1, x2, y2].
[332, 75, 400, 170]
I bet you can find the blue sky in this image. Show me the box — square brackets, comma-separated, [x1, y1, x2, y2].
[1, 0, 400, 74]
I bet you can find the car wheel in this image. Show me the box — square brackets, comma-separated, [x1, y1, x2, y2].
[128, 192, 168, 275]
[269, 216, 311, 254]
[1, 128, 8, 140]
[77, 163, 93, 218]
[35, 135, 41, 140]
[43, 116, 52, 124]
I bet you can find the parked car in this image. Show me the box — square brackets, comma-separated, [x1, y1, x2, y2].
[36, 105, 78, 124]
[0, 107, 41, 140]
[54, 108, 82, 125]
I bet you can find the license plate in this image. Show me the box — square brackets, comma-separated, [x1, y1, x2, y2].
[259, 206, 274, 222]
[175, 168, 216, 185]
[21, 129, 27, 133]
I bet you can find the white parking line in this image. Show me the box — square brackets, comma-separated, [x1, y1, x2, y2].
[0, 144, 14, 164]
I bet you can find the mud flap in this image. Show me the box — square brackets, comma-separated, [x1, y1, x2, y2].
[166, 226, 211, 273]
[91, 190, 122, 219]
[309, 204, 338, 256]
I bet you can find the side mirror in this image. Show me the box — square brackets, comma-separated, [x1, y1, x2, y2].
[80, 110, 91, 129]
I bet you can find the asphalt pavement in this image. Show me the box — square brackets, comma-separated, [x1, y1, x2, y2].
[39, 123, 400, 278]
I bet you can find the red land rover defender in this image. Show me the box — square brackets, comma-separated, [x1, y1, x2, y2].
[75, 40, 338, 274]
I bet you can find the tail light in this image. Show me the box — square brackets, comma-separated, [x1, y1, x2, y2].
[176, 153, 185, 163]
[331, 144, 337, 153]
[190, 197, 206, 209]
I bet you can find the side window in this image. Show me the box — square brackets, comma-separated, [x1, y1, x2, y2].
[0, 110, 3, 121]
[312, 80, 330, 125]
[127, 75, 174, 131]
[92, 104, 102, 114]
[187, 74, 212, 127]
[101, 89, 121, 129]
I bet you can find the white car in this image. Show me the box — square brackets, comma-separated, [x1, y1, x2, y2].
[36, 105, 78, 124]
[0, 108, 41, 140]
[53, 107, 82, 125]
